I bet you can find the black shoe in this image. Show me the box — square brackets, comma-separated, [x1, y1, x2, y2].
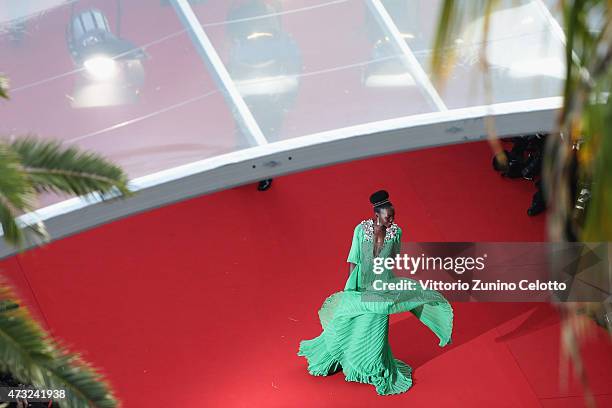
[527, 204, 545, 216]
[257, 179, 273, 191]
[527, 187, 546, 216]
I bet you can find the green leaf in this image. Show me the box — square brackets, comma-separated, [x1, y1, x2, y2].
[431, 0, 496, 86]
[0, 282, 118, 407]
[8, 137, 132, 200]
[0, 142, 37, 246]
[0, 74, 8, 99]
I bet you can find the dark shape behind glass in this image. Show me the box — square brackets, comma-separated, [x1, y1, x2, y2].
[225, 0, 302, 142]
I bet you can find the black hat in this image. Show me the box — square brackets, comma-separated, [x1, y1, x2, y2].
[370, 190, 390, 208]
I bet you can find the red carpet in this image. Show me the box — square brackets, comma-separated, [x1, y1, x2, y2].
[1, 141, 611, 407]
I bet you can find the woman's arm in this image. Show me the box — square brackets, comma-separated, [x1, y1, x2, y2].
[392, 228, 403, 256]
[347, 225, 361, 275]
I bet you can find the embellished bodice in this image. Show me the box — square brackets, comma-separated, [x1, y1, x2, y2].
[358, 219, 400, 243]
[345, 219, 402, 292]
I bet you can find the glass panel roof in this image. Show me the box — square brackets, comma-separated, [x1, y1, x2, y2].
[193, 0, 436, 141]
[383, 0, 566, 108]
[542, 0, 604, 34]
[0, 0, 566, 211]
[0, 0, 252, 207]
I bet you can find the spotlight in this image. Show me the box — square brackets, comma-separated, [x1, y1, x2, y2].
[226, 1, 302, 141]
[508, 57, 565, 79]
[83, 56, 119, 81]
[66, 8, 146, 107]
[363, 1, 420, 88]
[363, 38, 416, 88]
[67, 8, 144, 70]
[229, 32, 301, 96]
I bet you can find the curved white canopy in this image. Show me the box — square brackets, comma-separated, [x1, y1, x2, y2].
[0, 0, 565, 257]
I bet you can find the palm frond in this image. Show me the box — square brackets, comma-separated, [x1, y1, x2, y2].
[430, 0, 457, 85]
[432, 4, 610, 406]
[0, 281, 118, 408]
[8, 137, 132, 201]
[0, 143, 37, 246]
[0, 74, 7, 100]
[0, 72, 122, 406]
[430, 0, 495, 86]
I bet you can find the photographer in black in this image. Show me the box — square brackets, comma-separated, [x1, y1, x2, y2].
[492, 133, 547, 216]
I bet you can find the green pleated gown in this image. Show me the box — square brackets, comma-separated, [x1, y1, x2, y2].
[297, 219, 454, 396]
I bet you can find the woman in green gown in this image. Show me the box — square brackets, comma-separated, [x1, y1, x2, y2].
[297, 190, 454, 395]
